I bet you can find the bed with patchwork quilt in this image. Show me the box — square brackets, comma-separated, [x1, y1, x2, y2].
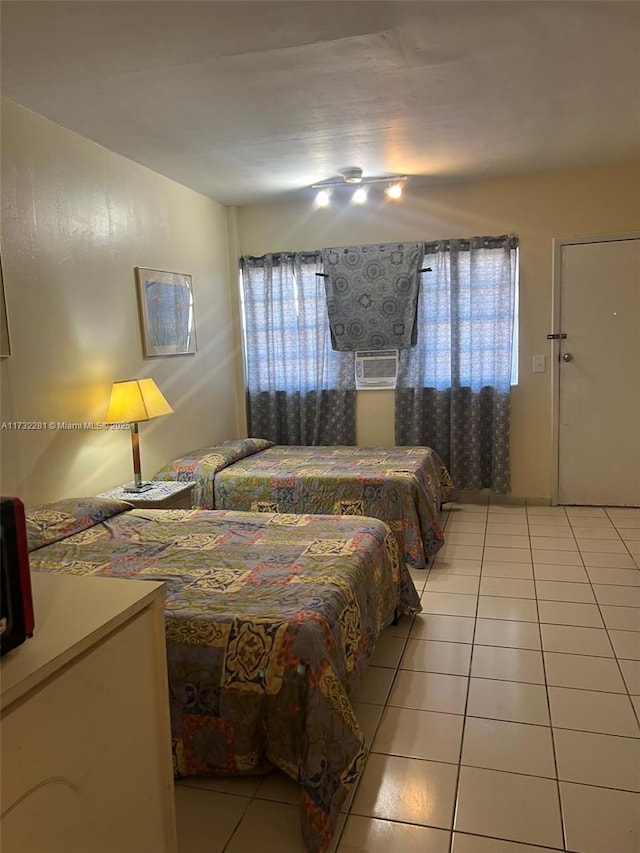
[25, 496, 420, 853]
[154, 439, 456, 568]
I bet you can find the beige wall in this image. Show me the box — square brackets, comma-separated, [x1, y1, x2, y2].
[0, 99, 241, 505]
[2, 98, 637, 504]
[234, 162, 640, 499]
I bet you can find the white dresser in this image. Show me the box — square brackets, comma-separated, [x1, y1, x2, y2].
[0, 572, 178, 853]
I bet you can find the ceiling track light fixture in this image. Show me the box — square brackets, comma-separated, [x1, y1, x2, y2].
[311, 168, 409, 190]
[312, 169, 408, 206]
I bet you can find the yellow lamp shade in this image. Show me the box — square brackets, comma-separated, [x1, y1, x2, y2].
[105, 379, 173, 424]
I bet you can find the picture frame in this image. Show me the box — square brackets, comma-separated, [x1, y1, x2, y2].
[1, 254, 11, 358]
[135, 267, 197, 357]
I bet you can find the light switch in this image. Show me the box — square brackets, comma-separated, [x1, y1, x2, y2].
[532, 355, 546, 373]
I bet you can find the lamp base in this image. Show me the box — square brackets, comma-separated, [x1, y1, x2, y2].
[121, 481, 155, 493]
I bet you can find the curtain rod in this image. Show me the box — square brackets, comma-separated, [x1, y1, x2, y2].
[316, 267, 431, 278]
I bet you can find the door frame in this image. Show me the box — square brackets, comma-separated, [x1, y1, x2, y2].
[551, 231, 640, 505]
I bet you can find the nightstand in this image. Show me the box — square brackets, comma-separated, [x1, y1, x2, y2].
[100, 481, 196, 509]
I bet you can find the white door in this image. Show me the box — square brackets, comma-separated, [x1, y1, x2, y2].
[557, 236, 640, 506]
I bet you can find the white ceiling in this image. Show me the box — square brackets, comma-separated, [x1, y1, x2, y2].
[2, 1, 639, 206]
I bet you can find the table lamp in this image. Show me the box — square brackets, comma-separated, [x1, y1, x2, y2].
[105, 378, 174, 492]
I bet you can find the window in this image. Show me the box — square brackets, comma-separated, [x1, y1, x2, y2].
[399, 238, 519, 392]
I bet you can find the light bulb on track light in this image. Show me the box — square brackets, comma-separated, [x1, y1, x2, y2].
[352, 187, 368, 204]
[385, 182, 403, 200]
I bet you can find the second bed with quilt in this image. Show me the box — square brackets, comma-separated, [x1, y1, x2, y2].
[154, 439, 456, 568]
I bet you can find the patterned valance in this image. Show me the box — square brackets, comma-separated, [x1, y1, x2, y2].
[321, 242, 425, 351]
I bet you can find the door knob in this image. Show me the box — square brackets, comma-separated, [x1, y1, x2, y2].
[562, 352, 573, 363]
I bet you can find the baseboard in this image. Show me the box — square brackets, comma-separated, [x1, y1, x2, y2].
[454, 491, 552, 507]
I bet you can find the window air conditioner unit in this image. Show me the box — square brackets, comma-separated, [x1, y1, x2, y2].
[355, 349, 399, 390]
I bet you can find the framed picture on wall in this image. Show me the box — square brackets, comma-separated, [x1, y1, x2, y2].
[1, 255, 11, 358]
[135, 267, 197, 357]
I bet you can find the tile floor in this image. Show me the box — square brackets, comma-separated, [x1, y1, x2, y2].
[174, 502, 640, 852]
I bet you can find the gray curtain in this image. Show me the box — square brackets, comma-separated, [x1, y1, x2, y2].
[322, 242, 424, 350]
[241, 252, 356, 445]
[395, 236, 518, 493]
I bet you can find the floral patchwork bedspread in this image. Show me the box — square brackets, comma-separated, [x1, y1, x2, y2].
[27, 498, 420, 853]
[216, 444, 456, 568]
[156, 442, 456, 568]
